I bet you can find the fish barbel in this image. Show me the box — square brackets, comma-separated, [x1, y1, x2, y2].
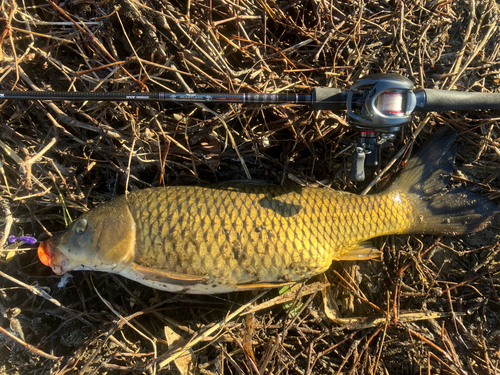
[38, 129, 499, 293]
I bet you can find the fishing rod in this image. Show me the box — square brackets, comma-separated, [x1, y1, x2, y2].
[2, 73, 500, 181]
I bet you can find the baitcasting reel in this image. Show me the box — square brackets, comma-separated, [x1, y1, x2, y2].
[344, 73, 420, 182]
[312, 73, 500, 181]
[312, 73, 419, 181]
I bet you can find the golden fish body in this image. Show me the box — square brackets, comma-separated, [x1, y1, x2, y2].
[128, 184, 413, 293]
[39, 184, 414, 293]
[38, 129, 499, 293]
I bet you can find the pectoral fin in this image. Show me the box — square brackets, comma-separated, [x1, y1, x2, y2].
[334, 243, 382, 261]
[131, 263, 207, 285]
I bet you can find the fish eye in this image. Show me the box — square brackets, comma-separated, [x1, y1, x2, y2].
[74, 219, 88, 235]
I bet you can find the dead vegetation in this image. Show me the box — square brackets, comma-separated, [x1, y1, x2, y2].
[1, 0, 500, 373]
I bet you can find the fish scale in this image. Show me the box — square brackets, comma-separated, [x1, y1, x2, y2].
[125, 184, 414, 289]
[38, 129, 500, 294]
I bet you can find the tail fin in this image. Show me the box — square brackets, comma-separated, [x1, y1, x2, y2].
[392, 127, 499, 235]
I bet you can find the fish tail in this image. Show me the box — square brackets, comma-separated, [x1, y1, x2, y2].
[392, 127, 499, 235]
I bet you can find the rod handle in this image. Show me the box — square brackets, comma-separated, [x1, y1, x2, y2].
[418, 89, 500, 112]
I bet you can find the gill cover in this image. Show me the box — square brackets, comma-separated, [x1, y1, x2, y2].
[39, 196, 137, 274]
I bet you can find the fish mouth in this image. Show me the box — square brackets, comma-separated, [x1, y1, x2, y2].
[38, 241, 69, 275]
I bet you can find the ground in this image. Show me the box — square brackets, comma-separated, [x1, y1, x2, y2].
[0, 0, 500, 374]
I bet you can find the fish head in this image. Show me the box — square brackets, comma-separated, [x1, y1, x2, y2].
[38, 197, 136, 275]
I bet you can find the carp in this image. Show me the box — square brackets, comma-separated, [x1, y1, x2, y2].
[38, 128, 499, 293]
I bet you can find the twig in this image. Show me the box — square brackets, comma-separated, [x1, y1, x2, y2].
[241, 281, 328, 315]
[6, 3, 19, 88]
[0, 198, 13, 248]
[408, 328, 467, 375]
[45, 0, 142, 86]
[21, 137, 57, 188]
[199, 104, 252, 179]
[124, 137, 136, 198]
[10, 26, 76, 44]
[115, 9, 150, 84]
[0, 269, 89, 323]
[87, 277, 158, 375]
[440, 263, 500, 296]
[0, 325, 60, 361]
[448, 10, 498, 89]
[153, 290, 268, 371]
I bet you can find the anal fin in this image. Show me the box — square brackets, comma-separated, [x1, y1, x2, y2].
[131, 263, 207, 286]
[335, 243, 382, 261]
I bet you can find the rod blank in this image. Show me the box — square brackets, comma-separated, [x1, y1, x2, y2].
[0, 90, 312, 104]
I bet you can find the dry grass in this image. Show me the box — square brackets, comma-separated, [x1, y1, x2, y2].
[1, 0, 500, 373]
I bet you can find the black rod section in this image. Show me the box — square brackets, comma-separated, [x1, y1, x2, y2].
[0, 90, 313, 104]
[417, 89, 500, 112]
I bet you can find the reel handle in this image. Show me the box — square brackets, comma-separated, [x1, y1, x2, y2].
[350, 148, 367, 182]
